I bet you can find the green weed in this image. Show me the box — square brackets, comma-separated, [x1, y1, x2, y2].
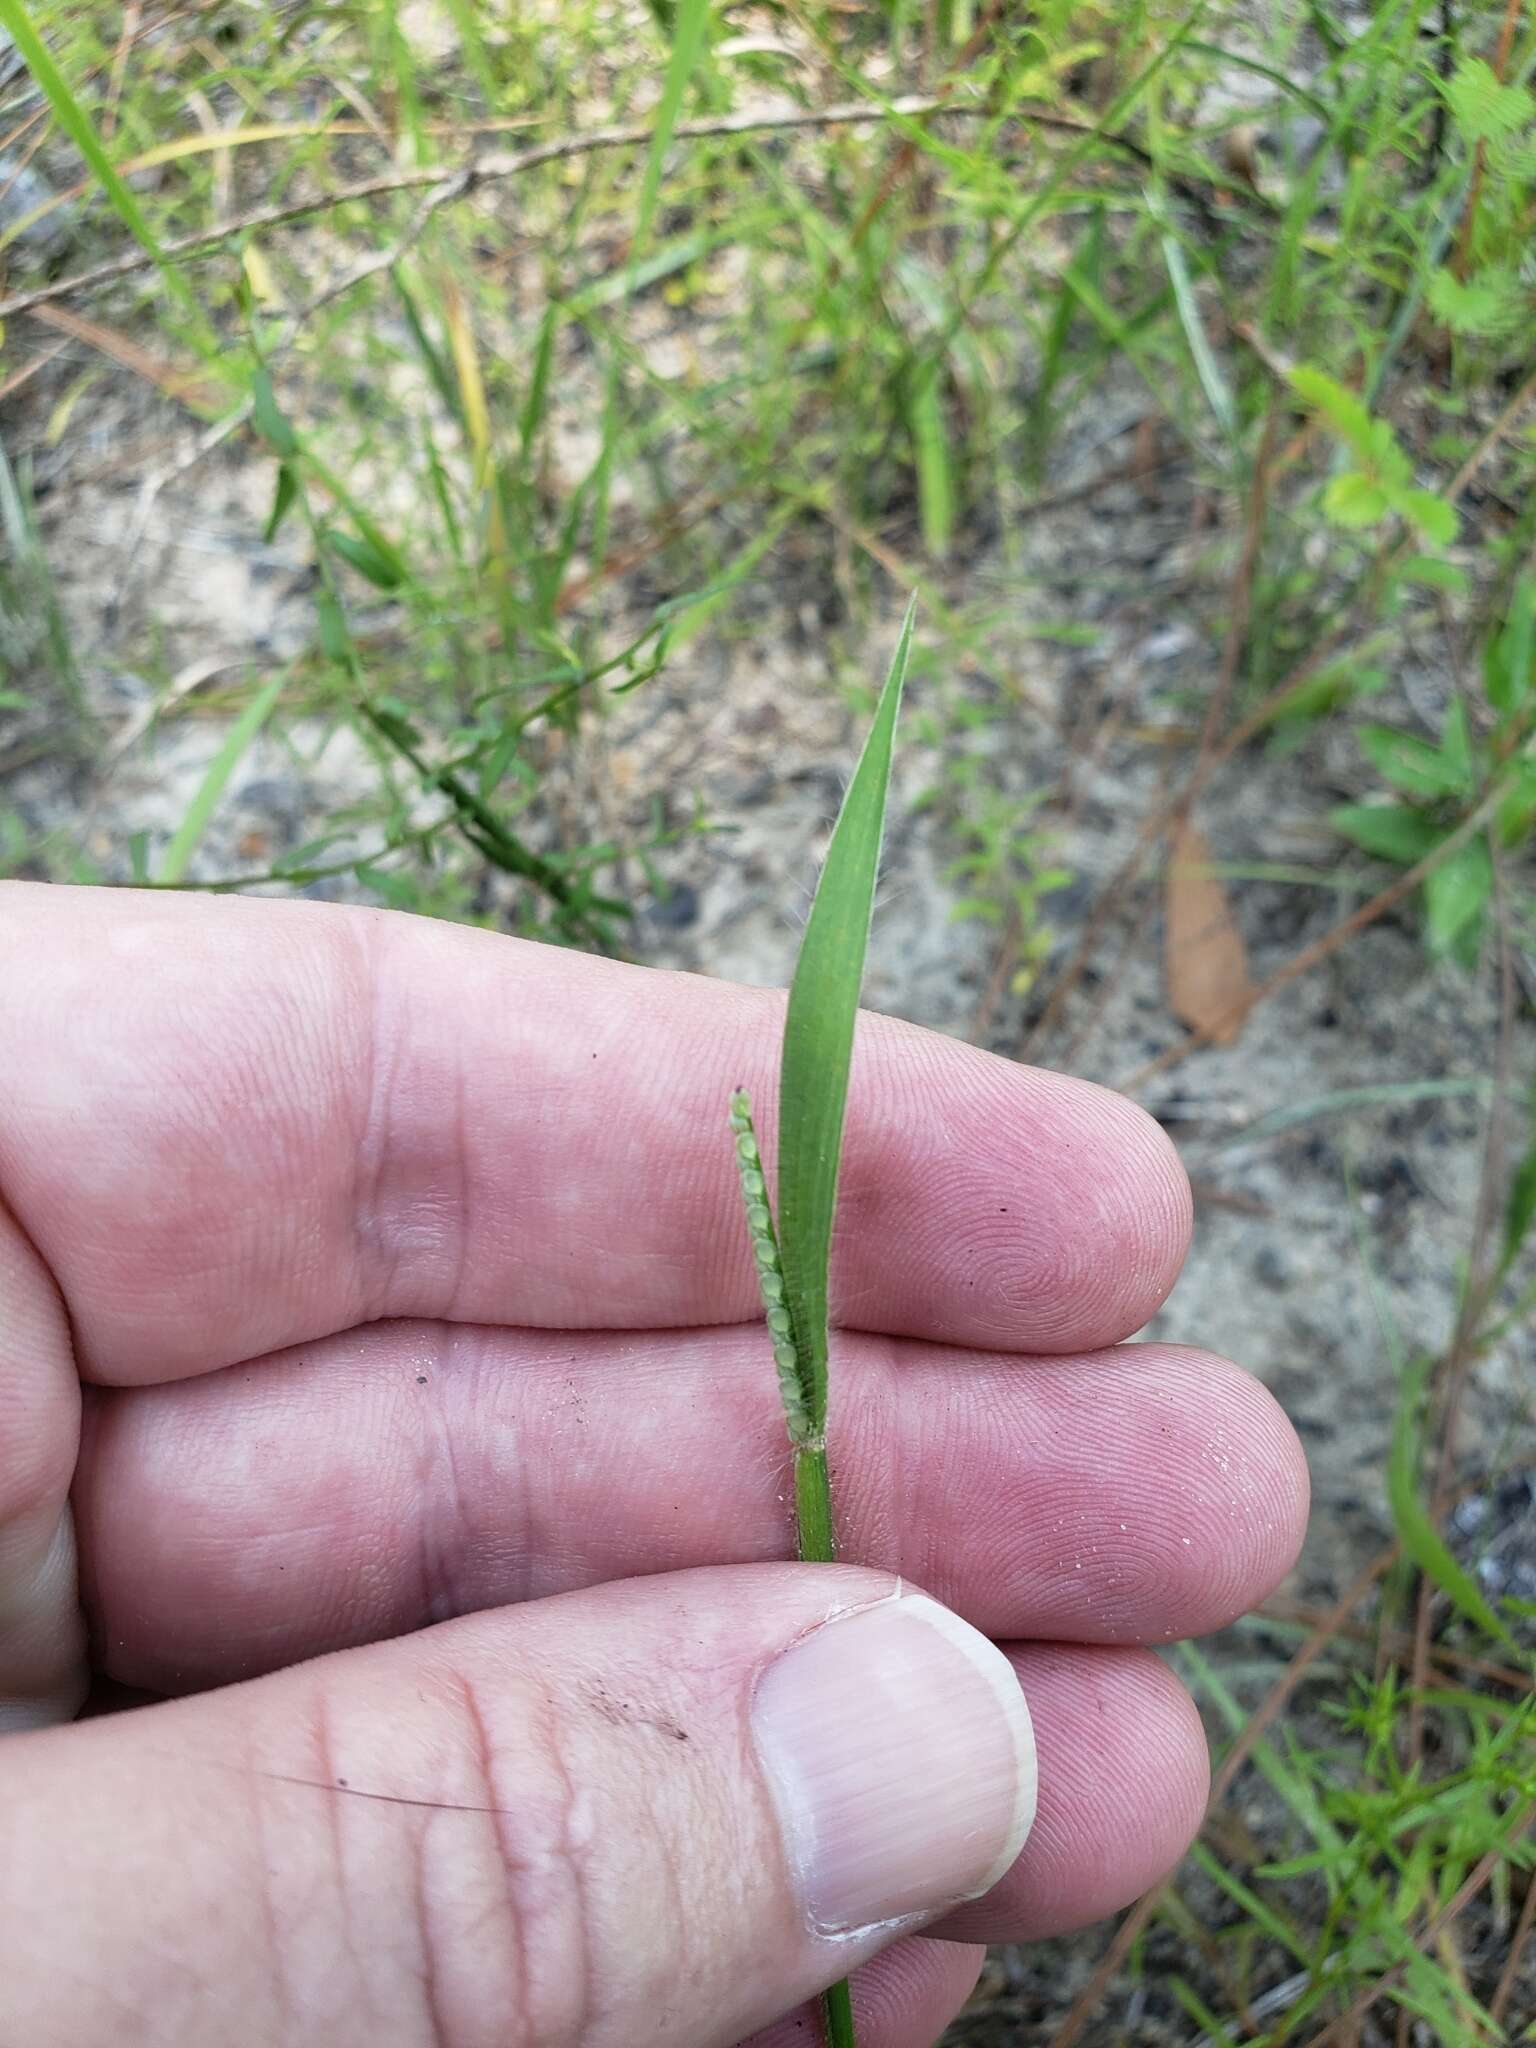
[1138, 1160, 1536, 2047]
[0, 440, 87, 765]
[1333, 577, 1536, 967]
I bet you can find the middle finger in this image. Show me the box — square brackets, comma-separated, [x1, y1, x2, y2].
[78, 1323, 1308, 1693]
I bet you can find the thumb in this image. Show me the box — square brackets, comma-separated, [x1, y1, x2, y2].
[3, 1564, 1035, 2048]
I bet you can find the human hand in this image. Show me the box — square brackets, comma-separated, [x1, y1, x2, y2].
[0, 884, 1307, 2047]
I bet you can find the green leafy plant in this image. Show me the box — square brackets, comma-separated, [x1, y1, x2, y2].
[0, 0, 198, 319]
[728, 597, 913, 2048]
[1332, 578, 1536, 965]
[1289, 367, 1459, 546]
[941, 779, 1072, 990]
[1428, 57, 1536, 356]
[1168, 1637, 1534, 2047]
[1136, 1136, 1536, 2048]
[0, 442, 88, 762]
[156, 670, 287, 886]
[908, 649, 1078, 987]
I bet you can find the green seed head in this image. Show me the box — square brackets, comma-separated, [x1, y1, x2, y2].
[730, 1086, 811, 1446]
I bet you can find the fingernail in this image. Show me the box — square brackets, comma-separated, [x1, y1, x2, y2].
[753, 1592, 1036, 1936]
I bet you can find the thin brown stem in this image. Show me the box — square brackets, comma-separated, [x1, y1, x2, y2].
[845, 0, 1009, 253]
[1176, 403, 1281, 836]
[1406, 851, 1519, 1761]
[101, 1, 143, 142]
[1489, 1860, 1536, 2030]
[1257, 1597, 1530, 1692]
[1017, 589, 1369, 1065]
[1433, 850, 1518, 1514]
[0, 338, 69, 402]
[0, 96, 958, 322]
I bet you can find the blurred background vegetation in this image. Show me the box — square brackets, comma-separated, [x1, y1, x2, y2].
[1, 2, 1533, 2041]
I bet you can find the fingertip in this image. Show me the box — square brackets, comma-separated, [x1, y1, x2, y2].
[1017, 1076, 1194, 1348]
[1004, 1344, 1310, 1643]
[838, 1033, 1195, 1354]
[937, 1643, 1210, 1942]
[739, 1938, 985, 2048]
[1167, 1347, 1311, 1627]
[1045, 1640, 1211, 1908]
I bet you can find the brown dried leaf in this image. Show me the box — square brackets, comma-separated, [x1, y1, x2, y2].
[27, 303, 220, 411]
[1165, 822, 1255, 1044]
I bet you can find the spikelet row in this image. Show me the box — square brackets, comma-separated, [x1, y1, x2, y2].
[728, 1088, 814, 1444]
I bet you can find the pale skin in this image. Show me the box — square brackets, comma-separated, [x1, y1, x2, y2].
[0, 884, 1309, 2047]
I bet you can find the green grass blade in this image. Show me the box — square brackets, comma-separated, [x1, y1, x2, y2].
[157, 672, 286, 885]
[1182, 38, 1332, 117]
[632, 0, 711, 259]
[1159, 225, 1237, 444]
[658, 503, 795, 651]
[1218, 1078, 1491, 1151]
[1180, 1641, 1343, 1854]
[1025, 207, 1102, 476]
[734, 605, 913, 2048]
[437, 0, 501, 105]
[1346, 1163, 1516, 1648]
[0, 0, 192, 313]
[519, 305, 558, 461]
[777, 598, 915, 1436]
[392, 269, 464, 424]
[1387, 1353, 1515, 1648]
[566, 225, 728, 318]
[904, 356, 956, 559]
[820, 1977, 856, 2048]
[1188, 1842, 1311, 1964]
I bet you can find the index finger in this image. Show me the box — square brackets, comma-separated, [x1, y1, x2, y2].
[0, 885, 1190, 1383]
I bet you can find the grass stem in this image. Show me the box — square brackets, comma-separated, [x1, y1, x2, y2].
[793, 1447, 836, 1567]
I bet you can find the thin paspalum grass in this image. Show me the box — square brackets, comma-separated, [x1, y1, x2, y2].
[723, 1104, 843, 2046]
[727, 597, 912, 1572]
[724, 602, 913, 2048]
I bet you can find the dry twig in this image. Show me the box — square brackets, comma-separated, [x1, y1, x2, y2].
[0, 96, 959, 322]
[1258, 1597, 1529, 1695]
[1489, 1861, 1536, 2031]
